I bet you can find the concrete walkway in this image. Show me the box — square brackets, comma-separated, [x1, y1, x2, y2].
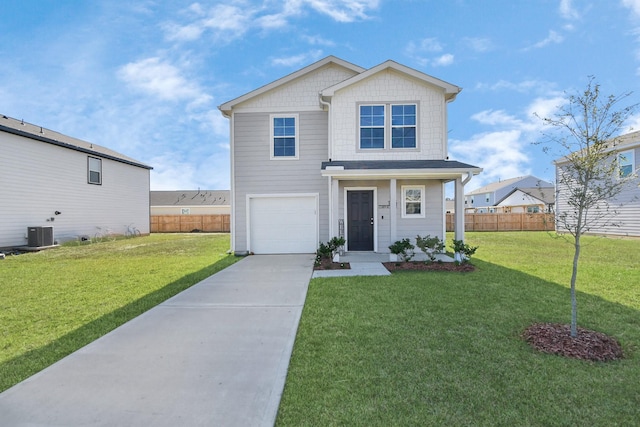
[0, 254, 315, 427]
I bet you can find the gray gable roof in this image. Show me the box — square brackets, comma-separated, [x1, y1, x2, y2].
[1, 114, 152, 170]
[466, 175, 553, 196]
[321, 160, 480, 170]
[496, 187, 555, 205]
[150, 190, 230, 206]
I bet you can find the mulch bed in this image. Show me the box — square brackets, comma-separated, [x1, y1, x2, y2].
[382, 261, 476, 272]
[523, 323, 624, 362]
[313, 259, 351, 270]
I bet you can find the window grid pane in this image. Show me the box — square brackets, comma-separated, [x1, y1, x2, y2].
[360, 105, 385, 149]
[273, 117, 296, 157]
[404, 188, 422, 215]
[391, 104, 416, 148]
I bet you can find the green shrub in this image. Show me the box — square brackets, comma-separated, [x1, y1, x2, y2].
[451, 239, 478, 263]
[415, 234, 445, 262]
[389, 238, 415, 261]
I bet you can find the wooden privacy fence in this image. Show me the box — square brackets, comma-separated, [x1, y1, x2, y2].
[151, 215, 230, 233]
[446, 213, 555, 232]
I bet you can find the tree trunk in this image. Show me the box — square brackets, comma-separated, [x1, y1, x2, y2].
[570, 233, 581, 338]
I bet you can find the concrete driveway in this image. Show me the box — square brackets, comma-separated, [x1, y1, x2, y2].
[0, 254, 315, 427]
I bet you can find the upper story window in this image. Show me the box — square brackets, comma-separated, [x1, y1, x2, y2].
[485, 193, 491, 203]
[359, 105, 385, 149]
[271, 114, 299, 159]
[88, 157, 102, 185]
[401, 185, 425, 218]
[391, 105, 416, 148]
[359, 103, 418, 150]
[618, 149, 634, 178]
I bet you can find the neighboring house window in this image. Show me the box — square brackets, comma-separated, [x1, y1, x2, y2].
[181, 208, 190, 215]
[88, 157, 102, 185]
[402, 185, 425, 218]
[527, 206, 540, 213]
[391, 104, 416, 148]
[618, 150, 634, 177]
[485, 193, 491, 203]
[359, 103, 417, 149]
[270, 114, 298, 159]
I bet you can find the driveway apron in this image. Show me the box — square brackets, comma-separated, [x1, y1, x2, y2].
[0, 254, 315, 427]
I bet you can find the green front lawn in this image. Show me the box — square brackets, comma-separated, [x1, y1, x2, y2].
[277, 232, 640, 426]
[0, 233, 236, 392]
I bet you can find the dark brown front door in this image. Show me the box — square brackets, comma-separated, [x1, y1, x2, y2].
[347, 190, 374, 251]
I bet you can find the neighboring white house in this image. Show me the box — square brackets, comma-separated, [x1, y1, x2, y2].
[555, 130, 640, 236]
[150, 190, 230, 215]
[465, 175, 554, 213]
[218, 56, 482, 255]
[0, 115, 152, 248]
[495, 187, 555, 213]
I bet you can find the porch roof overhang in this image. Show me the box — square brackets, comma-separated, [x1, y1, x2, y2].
[321, 160, 482, 181]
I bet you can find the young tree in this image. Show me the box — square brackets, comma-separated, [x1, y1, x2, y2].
[536, 77, 639, 337]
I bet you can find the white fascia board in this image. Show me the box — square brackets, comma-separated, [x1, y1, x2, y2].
[218, 56, 365, 114]
[321, 60, 462, 101]
[321, 167, 482, 180]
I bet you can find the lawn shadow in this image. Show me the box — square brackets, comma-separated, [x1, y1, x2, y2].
[0, 255, 237, 393]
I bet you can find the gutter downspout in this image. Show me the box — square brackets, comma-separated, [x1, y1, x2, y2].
[319, 94, 334, 239]
[220, 109, 235, 255]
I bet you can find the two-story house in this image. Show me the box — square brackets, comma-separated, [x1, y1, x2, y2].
[555, 130, 640, 236]
[0, 115, 152, 248]
[219, 56, 481, 255]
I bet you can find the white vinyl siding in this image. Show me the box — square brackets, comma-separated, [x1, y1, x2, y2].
[232, 111, 329, 253]
[0, 132, 150, 246]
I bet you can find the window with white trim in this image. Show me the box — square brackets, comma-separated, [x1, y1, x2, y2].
[618, 150, 634, 177]
[270, 114, 298, 159]
[402, 185, 425, 218]
[88, 157, 102, 185]
[359, 103, 417, 150]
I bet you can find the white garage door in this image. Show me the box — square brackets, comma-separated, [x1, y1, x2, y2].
[249, 195, 318, 254]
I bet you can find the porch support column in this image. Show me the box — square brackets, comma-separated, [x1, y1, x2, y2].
[389, 178, 397, 244]
[331, 177, 340, 238]
[454, 176, 465, 242]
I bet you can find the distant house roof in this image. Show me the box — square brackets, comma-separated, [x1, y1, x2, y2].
[1, 114, 152, 169]
[496, 187, 555, 206]
[150, 190, 230, 206]
[554, 130, 640, 165]
[466, 175, 553, 196]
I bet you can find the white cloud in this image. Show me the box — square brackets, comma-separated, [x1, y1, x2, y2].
[526, 30, 564, 50]
[463, 37, 494, 53]
[302, 34, 336, 46]
[432, 53, 454, 67]
[118, 57, 209, 104]
[163, 0, 379, 44]
[405, 37, 454, 67]
[559, 0, 580, 20]
[450, 130, 532, 188]
[270, 50, 324, 67]
[621, 0, 640, 17]
[449, 93, 568, 190]
[301, 0, 380, 22]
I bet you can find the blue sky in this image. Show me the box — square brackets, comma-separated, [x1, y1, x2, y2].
[2, 0, 640, 192]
